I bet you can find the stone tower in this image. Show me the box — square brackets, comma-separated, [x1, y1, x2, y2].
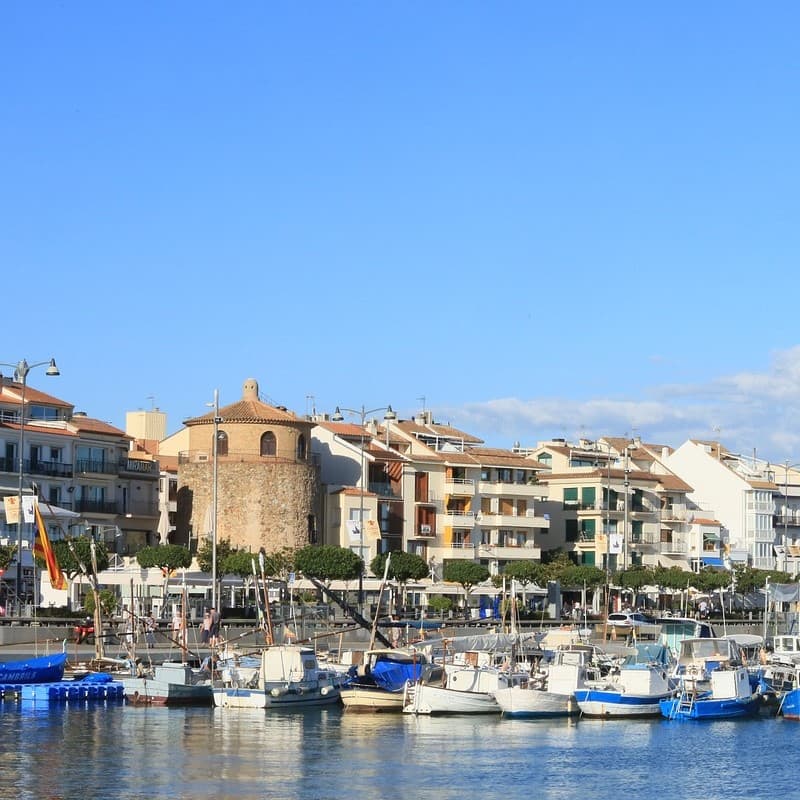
[176, 378, 319, 556]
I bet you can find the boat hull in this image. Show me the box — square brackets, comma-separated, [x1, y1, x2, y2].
[403, 683, 499, 715]
[659, 695, 760, 720]
[123, 678, 213, 706]
[0, 652, 68, 684]
[575, 689, 672, 718]
[493, 687, 577, 718]
[340, 685, 404, 712]
[780, 688, 800, 719]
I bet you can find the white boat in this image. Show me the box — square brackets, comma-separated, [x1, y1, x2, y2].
[213, 644, 341, 709]
[403, 649, 529, 715]
[659, 637, 760, 720]
[574, 643, 674, 718]
[492, 645, 600, 718]
[123, 661, 213, 706]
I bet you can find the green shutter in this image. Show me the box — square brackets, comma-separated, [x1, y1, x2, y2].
[581, 486, 596, 506]
[582, 551, 596, 566]
[564, 487, 578, 502]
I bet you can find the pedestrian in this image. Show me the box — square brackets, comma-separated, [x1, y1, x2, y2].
[172, 607, 186, 650]
[200, 608, 212, 645]
[144, 612, 157, 649]
[209, 606, 220, 647]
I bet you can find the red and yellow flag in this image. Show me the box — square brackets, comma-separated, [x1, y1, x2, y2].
[33, 502, 66, 591]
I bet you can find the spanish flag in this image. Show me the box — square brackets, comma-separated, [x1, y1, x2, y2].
[33, 502, 66, 591]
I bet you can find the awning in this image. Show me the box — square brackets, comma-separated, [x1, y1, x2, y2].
[40, 504, 80, 519]
[701, 556, 725, 567]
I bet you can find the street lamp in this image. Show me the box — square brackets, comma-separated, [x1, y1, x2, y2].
[0, 358, 59, 615]
[331, 404, 396, 612]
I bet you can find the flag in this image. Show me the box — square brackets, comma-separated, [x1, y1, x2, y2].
[3, 496, 19, 525]
[33, 502, 66, 591]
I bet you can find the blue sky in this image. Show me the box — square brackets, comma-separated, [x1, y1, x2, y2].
[2, 3, 800, 462]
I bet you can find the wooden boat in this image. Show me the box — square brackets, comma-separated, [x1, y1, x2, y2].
[574, 643, 674, 718]
[340, 648, 426, 713]
[659, 637, 760, 720]
[0, 651, 68, 684]
[123, 661, 213, 706]
[213, 644, 341, 709]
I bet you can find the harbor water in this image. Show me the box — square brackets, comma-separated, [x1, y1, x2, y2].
[0, 702, 794, 800]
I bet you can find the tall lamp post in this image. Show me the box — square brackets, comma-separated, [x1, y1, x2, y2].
[0, 358, 60, 615]
[331, 404, 396, 613]
[210, 389, 221, 611]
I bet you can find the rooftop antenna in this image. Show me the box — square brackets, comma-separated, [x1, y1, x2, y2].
[146, 395, 156, 410]
[417, 396, 426, 412]
[306, 395, 316, 417]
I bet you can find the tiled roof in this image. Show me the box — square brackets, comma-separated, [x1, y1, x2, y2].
[0, 421, 77, 438]
[693, 517, 720, 526]
[0, 379, 72, 409]
[657, 473, 694, 492]
[394, 419, 483, 444]
[69, 416, 128, 437]
[185, 399, 306, 426]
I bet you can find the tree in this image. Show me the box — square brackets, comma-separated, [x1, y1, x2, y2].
[135, 544, 192, 618]
[84, 588, 118, 619]
[370, 551, 429, 611]
[442, 560, 490, 598]
[294, 545, 362, 582]
[0, 544, 16, 574]
[196, 538, 235, 574]
[47, 537, 109, 582]
[616, 566, 654, 594]
[501, 560, 547, 589]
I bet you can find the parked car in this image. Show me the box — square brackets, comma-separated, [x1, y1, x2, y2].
[606, 611, 657, 628]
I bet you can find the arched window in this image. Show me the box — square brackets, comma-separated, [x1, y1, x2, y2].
[296, 434, 307, 460]
[260, 432, 276, 457]
[217, 430, 228, 457]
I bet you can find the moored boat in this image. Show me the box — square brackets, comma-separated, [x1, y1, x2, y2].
[574, 643, 674, 718]
[340, 648, 426, 712]
[213, 644, 341, 709]
[0, 651, 68, 685]
[123, 660, 213, 706]
[659, 637, 760, 720]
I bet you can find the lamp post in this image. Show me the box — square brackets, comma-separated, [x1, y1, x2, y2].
[210, 389, 221, 611]
[0, 358, 59, 616]
[331, 404, 396, 613]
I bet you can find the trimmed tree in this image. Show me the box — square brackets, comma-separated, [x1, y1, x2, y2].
[295, 545, 362, 583]
[443, 559, 490, 611]
[370, 551, 429, 612]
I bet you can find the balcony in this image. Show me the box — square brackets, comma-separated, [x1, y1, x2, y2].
[478, 543, 541, 560]
[73, 499, 118, 515]
[118, 458, 158, 477]
[27, 459, 74, 479]
[444, 478, 475, 496]
[76, 458, 118, 476]
[439, 510, 476, 526]
[660, 539, 689, 554]
[416, 523, 436, 538]
[660, 503, 688, 522]
[479, 511, 550, 529]
[478, 480, 547, 498]
[368, 481, 402, 500]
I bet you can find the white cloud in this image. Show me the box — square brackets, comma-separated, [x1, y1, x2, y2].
[436, 346, 800, 461]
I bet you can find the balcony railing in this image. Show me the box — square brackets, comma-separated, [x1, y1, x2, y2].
[368, 481, 402, 500]
[28, 460, 74, 478]
[76, 459, 118, 476]
[73, 499, 119, 515]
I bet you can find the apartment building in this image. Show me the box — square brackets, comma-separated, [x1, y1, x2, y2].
[664, 440, 786, 571]
[0, 377, 160, 605]
[313, 409, 554, 578]
[529, 437, 702, 572]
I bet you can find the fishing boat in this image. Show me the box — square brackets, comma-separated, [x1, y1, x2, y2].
[0, 651, 68, 684]
[492, 645, 603, 718]
[574, 643, 674, 718]
[340, 648, 427, 712]
[122, 660, 214, 706]
[659, 637, 760, 720]
[213, 644, 341, 709]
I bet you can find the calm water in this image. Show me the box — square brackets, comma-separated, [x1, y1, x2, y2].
[0, 701, 794, 800]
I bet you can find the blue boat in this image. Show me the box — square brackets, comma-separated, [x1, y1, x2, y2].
[0, 652, 68, 685]
[659, 637, 760, 720]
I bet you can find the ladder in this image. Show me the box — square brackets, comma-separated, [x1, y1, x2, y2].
[673, 686, 695, 718]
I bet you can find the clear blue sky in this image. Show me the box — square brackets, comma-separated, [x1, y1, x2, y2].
[2, 3, 800, 462]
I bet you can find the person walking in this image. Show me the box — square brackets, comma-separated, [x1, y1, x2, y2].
[144, 612, 157, 649]
[209, 607, 220, 647]
[200, 608, 212, 645]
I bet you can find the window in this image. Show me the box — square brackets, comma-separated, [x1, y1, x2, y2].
[216, 431, 228, 457]
[480, 467, 491, 481]
[537, 453, 552, 466]
[581, 487, 596, 508]
[582, 519, 596, 540]
[260, 432, 276, 457]
[296, 434, 307, 460]
[563, 487, 578, 505]
[566, 519, 578, 542]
